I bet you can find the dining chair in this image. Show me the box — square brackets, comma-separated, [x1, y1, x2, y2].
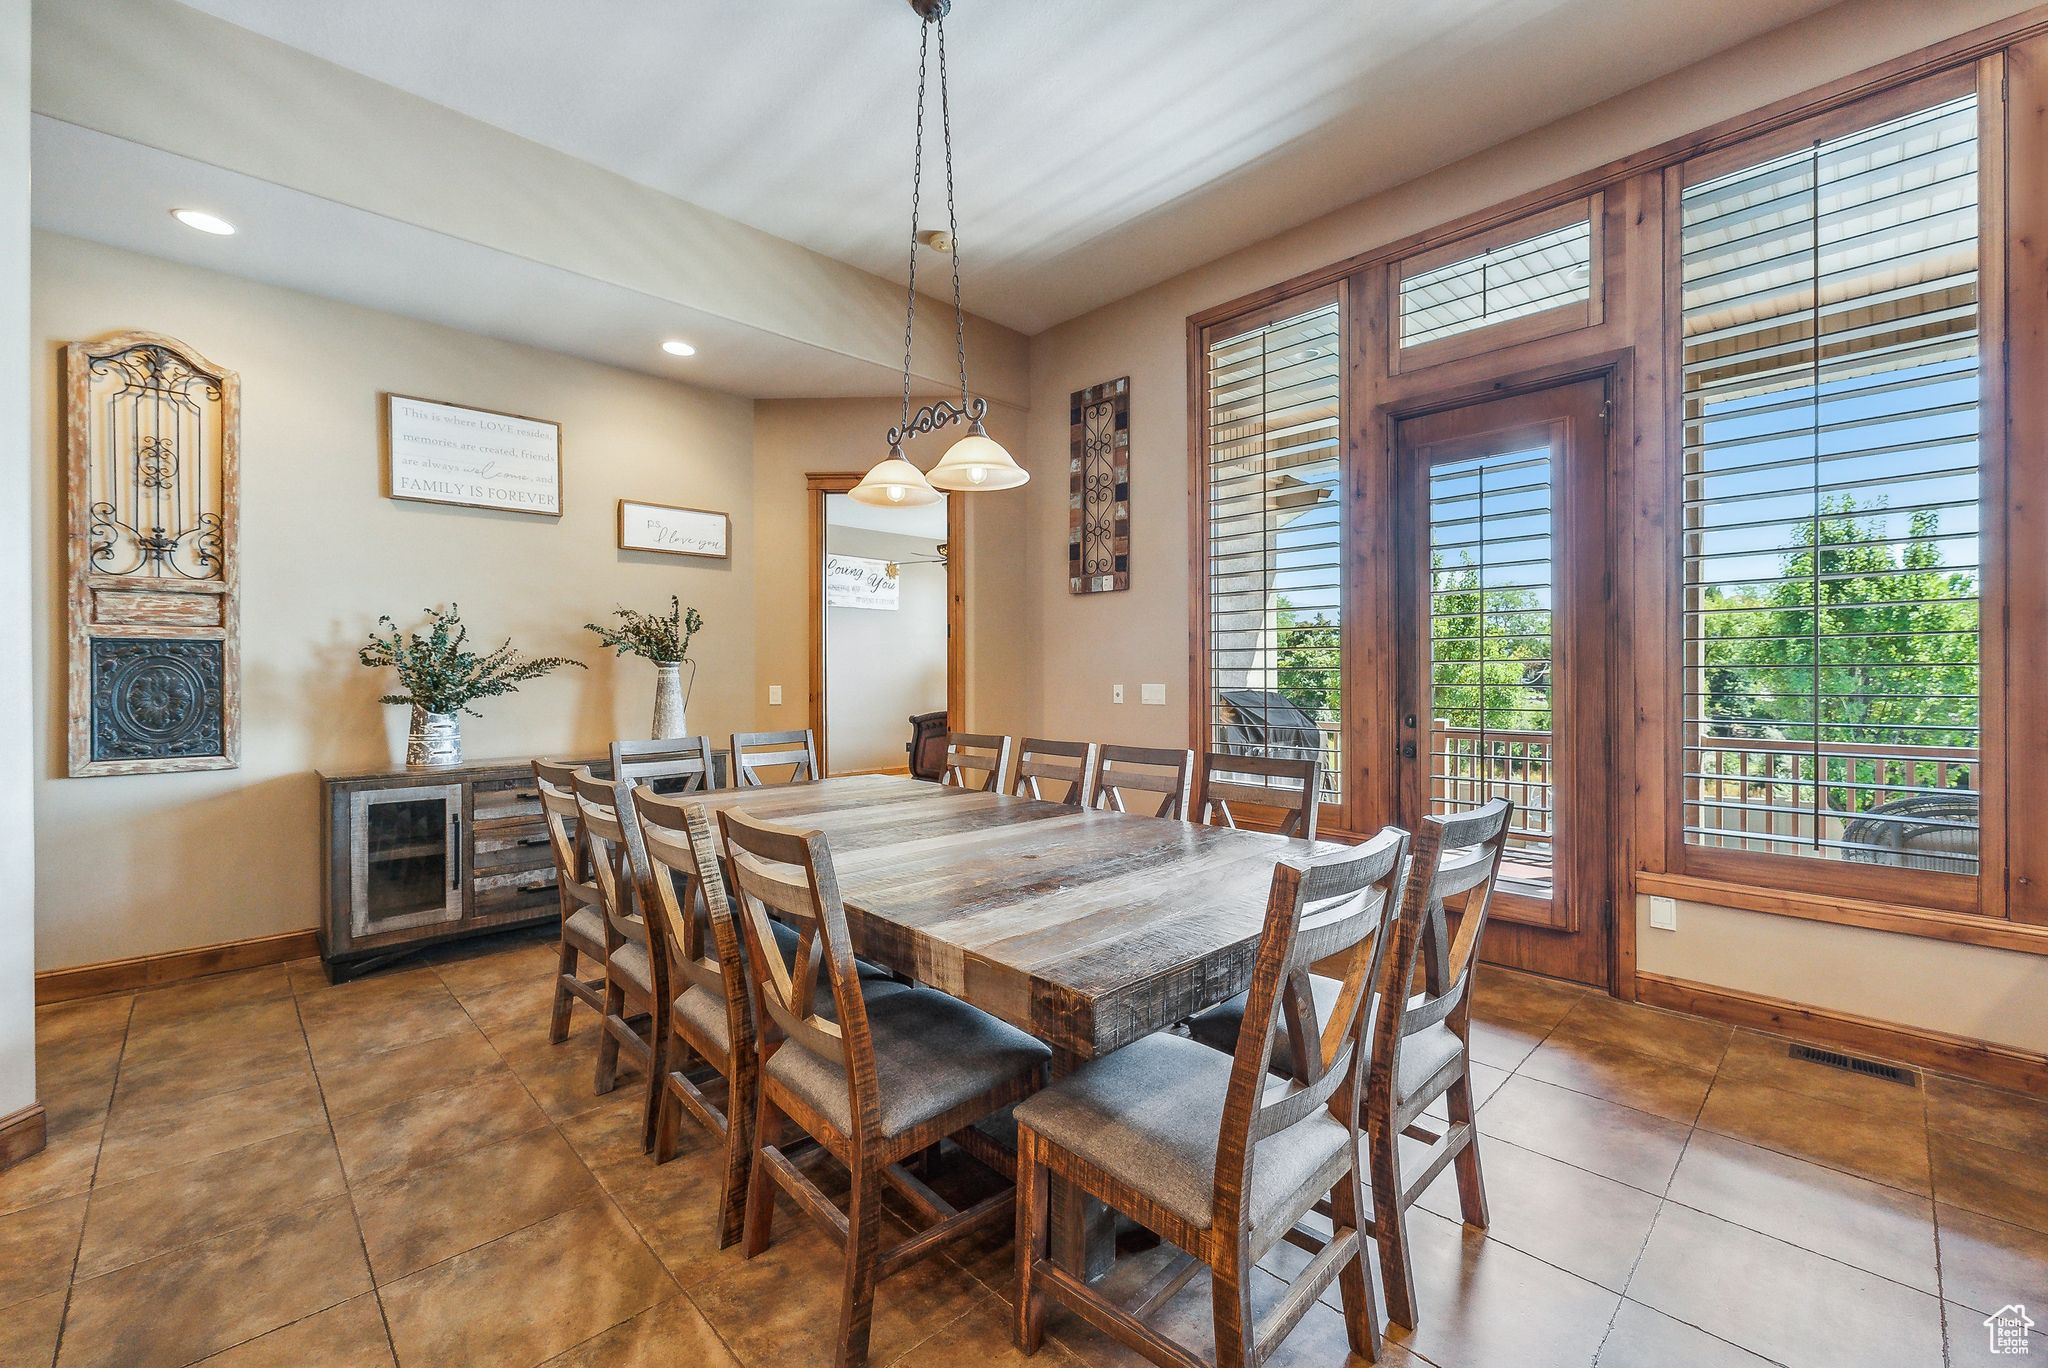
[718, 806, 1050, 1368]
[633, 788, 759, 1245]
[1012, 828, 1411, 1368]
[941, 732, 1013, 793]
[612, 734, 721, 794]
[1010, 738, 1099, 806]
[731, 728, 820, 786]
[1365, 797, 1511, 1330]
[1193, 752, 1321, 840]
[572, 767, 664, 1148]
[1090, 743, 1195, 820]
[533, 759, 608, 1044]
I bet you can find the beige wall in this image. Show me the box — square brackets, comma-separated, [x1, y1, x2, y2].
[823, 525, 948, 774]
[1014, 0, 2048, 1051]
[30, 232, 759, 971]
[748, 398, 1034, 742]
[2, 0, 36, 1114]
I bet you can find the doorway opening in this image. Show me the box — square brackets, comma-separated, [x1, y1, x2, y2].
[807, 473, 964, 777]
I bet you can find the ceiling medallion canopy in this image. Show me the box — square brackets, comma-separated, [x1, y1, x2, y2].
[849, 0, 1028, 508]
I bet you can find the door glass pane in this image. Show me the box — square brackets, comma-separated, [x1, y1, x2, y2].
[1428, 440, 1556, 892]
[363, 796, 451, 925]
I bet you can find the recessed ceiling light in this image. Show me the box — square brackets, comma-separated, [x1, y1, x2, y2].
[661, 339, 697, 357]
[171, 208, 236, 236]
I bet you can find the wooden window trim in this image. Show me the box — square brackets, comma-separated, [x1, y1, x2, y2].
[1187, 284, 1349, 831]
[1665, 61, 2003, 919]
[1186, 9, 2048, 953]
[1390, 197, 1605, 375]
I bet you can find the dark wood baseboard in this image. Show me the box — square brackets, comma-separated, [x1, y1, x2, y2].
[0, 1102, 48, 1171]
[35, 928, 320, 1005]
[1636, 971, 2048, 1100]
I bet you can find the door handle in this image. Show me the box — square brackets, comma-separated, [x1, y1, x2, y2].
[1401, 743, 1417, 759]
[449, 814, 462, 889]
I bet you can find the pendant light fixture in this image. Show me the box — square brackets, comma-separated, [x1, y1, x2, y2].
[849, 0, 1028, 508]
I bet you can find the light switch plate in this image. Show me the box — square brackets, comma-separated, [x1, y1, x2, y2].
[768, 684, 783, 706]
[1141, 683, 1166, 705]
[1648, 896, 1678, 931]
[1112, 684, 1125, 704]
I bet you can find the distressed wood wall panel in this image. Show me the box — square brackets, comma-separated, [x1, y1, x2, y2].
[64, 331, 241, 777]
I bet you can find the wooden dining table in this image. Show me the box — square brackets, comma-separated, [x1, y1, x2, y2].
[680, 771, 1324, 1277]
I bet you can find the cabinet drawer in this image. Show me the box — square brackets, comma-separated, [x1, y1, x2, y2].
[472, 777, 543, 822]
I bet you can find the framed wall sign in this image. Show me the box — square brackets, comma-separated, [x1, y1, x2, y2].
[383, 394, 563, 516]
[617, 499, 731, 559]
[825, 554, 899, 610]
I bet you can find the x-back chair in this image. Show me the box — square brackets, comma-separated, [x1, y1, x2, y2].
[718, 806, 1050, 1368]
[1366, 797, 1512, 1330]
[534, 759, 609, 1044]
[572, 767, 665, 1149]
[941, 731, 1013, 793]
[1091, 744, 1196, 820]
[1193, 752, 1321, 841]
[1011, 738, 1099, 807]
[731, 728, 820, 786]
[1013, 828, 1411, 1368]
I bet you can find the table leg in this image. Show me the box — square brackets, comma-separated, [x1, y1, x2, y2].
[1049, 1046, 1117, 1282]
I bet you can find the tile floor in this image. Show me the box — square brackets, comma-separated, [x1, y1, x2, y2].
[4, 930, 2045, 1367]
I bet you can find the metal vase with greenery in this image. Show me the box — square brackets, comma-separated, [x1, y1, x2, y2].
[359, 605, 585, 767]
[585, 597, 704, 739]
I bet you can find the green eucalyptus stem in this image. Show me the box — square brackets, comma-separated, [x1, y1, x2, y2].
[358, 605, 584, 718]
[584, 596, 705, 664]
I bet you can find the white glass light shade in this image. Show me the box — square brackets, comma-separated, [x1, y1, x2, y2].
[926, 429, 1028, 491]
[848, 450, 942, 507]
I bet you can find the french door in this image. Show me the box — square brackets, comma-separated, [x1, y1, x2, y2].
[1392, 377, 1614, 987]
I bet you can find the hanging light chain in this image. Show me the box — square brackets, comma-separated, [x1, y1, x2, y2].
[935, 14, 970, 407]
[898, 20, 932, 440]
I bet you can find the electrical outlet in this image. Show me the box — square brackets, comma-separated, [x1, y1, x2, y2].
[1648, 896, 1678, 931]
[1112, 684, 1125, 704]
[1141, 683, 1166, 705]
[768, 684, 783, 706]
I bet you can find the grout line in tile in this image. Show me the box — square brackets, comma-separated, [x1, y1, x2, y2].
[290, 986, 405, 1368]
[50, 992, 137, 1366]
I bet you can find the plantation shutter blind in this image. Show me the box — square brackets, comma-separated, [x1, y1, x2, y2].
[1677, 90, 1982, 875]
[1204, 302, 1343, 803]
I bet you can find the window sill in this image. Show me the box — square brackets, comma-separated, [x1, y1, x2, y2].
[1635, 871, 2048, 957]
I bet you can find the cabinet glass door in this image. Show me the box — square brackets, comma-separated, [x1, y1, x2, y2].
[349, 784, 463, 938]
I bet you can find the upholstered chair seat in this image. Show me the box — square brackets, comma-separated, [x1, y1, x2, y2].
[562, 905, 608, 960]
[1012, 1031, 1351, 1232]
[766, 984, 1048, 1141]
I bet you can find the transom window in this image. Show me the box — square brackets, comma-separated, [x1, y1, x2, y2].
[1678, 91, 1982, 875]
[1399, 214, 1593, 350]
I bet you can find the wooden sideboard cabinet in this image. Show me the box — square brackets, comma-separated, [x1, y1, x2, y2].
[319, 755, 596, 982]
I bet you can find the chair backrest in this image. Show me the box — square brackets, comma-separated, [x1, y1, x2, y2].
[717, 808, 879, 1136]
[1194, 753, 1321, 841]
[731, 729, 820, 787]
[1011, 738, 1099, 807]
[1091, 744, 1196, 820]
[612, 735, 720, 797]
[907, 711, 950, 781]
[571, 768, 654, 980]
[634, 788, 750, 1053]
[1372, 798, 1512, 1089]
[534, 759, 600, 913]
[941, 732, 1013, 793]
[1214, 828, 1410, 1235]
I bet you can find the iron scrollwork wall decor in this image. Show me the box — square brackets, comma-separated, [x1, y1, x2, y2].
[1068, 376, 1130, 593]
[64, 332, 240, 776]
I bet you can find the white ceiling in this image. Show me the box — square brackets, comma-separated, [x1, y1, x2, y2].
[168, 0, 1843, 334]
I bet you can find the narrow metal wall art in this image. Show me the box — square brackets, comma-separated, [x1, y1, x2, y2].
[1069, 376, 1130, 594]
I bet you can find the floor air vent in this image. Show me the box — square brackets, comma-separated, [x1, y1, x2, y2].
[1787, 1043, 1917, 1086]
